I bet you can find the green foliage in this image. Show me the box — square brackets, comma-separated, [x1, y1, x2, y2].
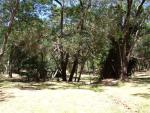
[0, 0, 149, 81]
[135, 35, 150, 59]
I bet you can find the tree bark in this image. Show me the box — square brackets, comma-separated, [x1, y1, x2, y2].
[0, 0, 19, 59]
[54, 0, 69, 81]
[8, 56, 13, 78]
[8, 63, 12, 78]
[61, 52, 69, 81]
[102, 0, 146, 80]
[77, 60, 86, 82]
[69, 55, 78, 82]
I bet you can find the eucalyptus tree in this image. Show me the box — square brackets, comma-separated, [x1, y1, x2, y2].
[50, 0, 69, 81]
[101, 0, 150, 80]
[0, 0, 19, 60]
[7, 0, 51, 80]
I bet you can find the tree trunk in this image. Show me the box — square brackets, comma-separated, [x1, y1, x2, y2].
[0, 0, 19, 60]
[101, 0, 146, 80]
[61, 52, 69, 81]
[9, 64, 12, 78]
[101, 40, 130, 80]
[39, 52, 47, 82]
[120, 56, 129, 81]
[69, 55, 78, 82]
[8, 47, 13, 78]
[77, 60, 86, 82]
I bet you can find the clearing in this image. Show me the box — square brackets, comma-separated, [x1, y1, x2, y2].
[0, 71, 150, 113]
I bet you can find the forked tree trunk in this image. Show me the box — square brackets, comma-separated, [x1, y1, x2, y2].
[61, 52, 69, 81]
[77, 60, 86, 82]
[54, 0, 69, 81]
[69, 55, 78, 82]
[101, 39, 136, 81]
[102, 0, 146, 80]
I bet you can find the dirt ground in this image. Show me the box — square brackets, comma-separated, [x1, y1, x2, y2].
[0, 71, 150, 113]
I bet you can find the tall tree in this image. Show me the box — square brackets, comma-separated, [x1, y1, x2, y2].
[101, 0, 149, 80]
[0, 0, 19, 59]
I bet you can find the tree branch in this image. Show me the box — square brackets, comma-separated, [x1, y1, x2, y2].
[136, 0, 146, 17]
[79, 0, 83, 7]
[123, 0, 133, 28]
[0, 0, 19, 57]
[54, 0, 62, 7]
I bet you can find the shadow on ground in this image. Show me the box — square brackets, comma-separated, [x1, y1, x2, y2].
[132, 93, 150, 99]
[131, 72, 150, 86]
[132, 77, 150, 84]
[0, 90, 15, 102]
[0, 77, 104, 92]
[16, 82, 104, 92]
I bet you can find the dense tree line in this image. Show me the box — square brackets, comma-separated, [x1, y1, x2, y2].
[0, 0, 149, 82]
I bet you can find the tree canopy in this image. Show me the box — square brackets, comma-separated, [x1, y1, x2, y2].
[0, 0, 149, 82]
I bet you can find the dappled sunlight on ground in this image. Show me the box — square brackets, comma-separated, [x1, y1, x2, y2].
[0, 88, 126, 113]
[0, 71, 150, 113]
